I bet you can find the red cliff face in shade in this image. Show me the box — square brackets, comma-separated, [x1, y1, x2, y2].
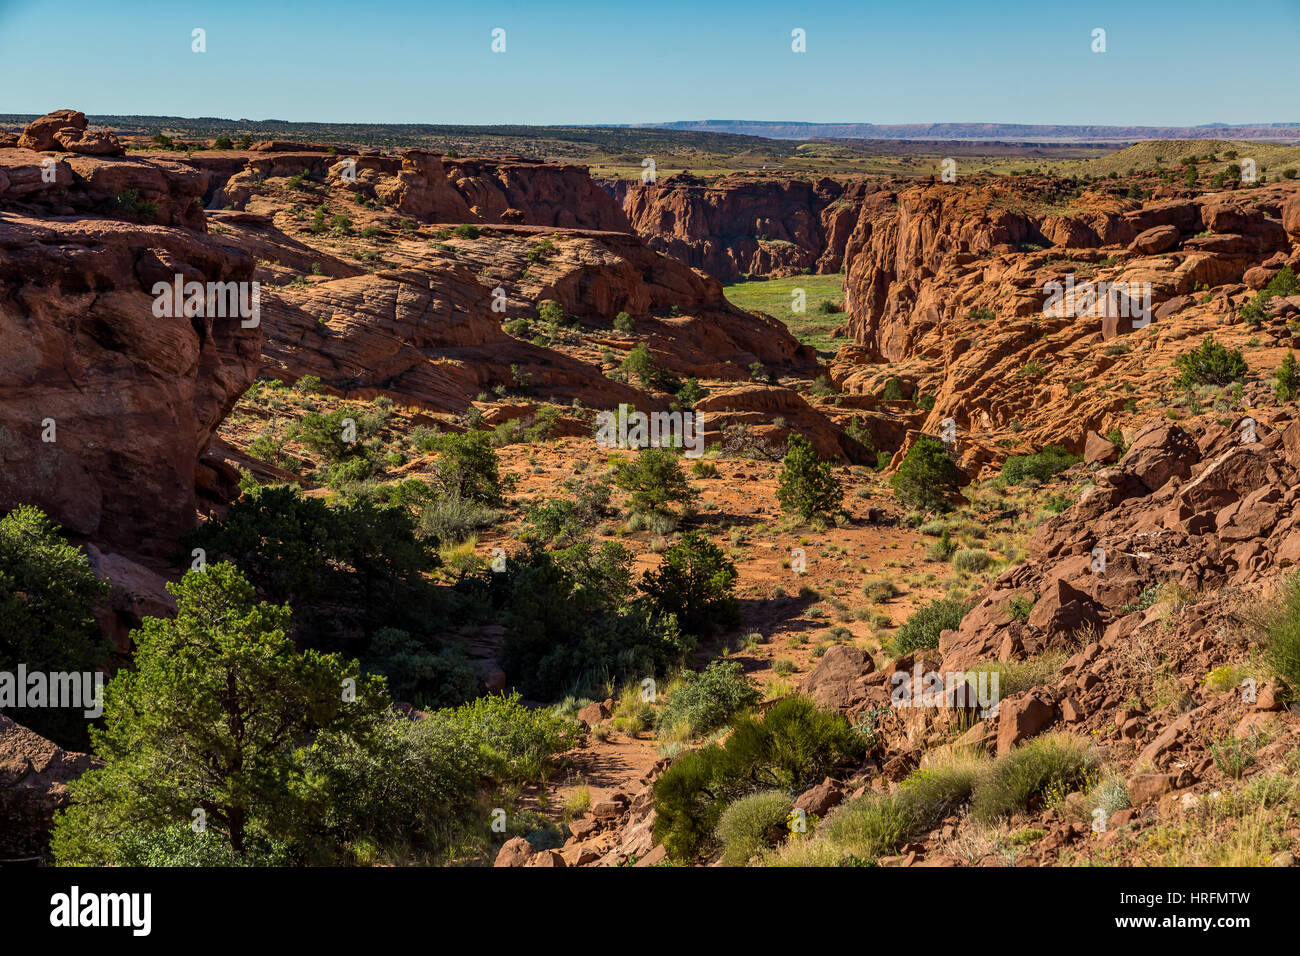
[609, 173, 871, 280]
[0, 115, 263, 558]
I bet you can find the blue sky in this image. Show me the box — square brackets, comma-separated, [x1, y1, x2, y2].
[1, 0, 1297, 126]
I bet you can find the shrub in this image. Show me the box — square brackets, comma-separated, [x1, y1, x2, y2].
[650, 748, 719, 861]
[1275, 349, 1298, 403]
[891, 597, 972, 656]
[431, 430, 504, 507]
[776, 435, 843, 522]
[892, 435, 961, 512]
[110, 823, 285, 867]
[524, 491, 606, 547]
[1208, 733, 1257, 780]
[760, 753, 985, 865]
[653, 696, 863, 861]
[655, 660, 760, 737]
[0, 506, 111, 748]
[622, 342, 675, 390]
[971, 733, 1097, 822]
[641, 530, 739, 636]
[1006, 593, 1034, 620]
[675, 377, 707, 409]
[184, 485, 439, 657]
[613, 446, 691, 518]
[613, 311, 635, 333]
[1263, 571, 1300, 700]
[1001, 445, 1079, 485]
[953, 549, 993, 573]
[496, 543, 690, 699]
[1173, 334, 1248, 387]
[295, 408, 373, 464]
[526, 238, 556, 262]
[417, 490, 500, 543]
[107, 189, 158, 223]
[1241, 267, 1299, 328]
[926, 527, 957, 561]
[862, 579, 901, 603]
[49, 563, 393, 865]
[881, 377, 906, 401]
[364, 627, 477, 709]
[715, 791, 793, 865]
[453, 224, 480, 239]
[536, 300, 567, 327]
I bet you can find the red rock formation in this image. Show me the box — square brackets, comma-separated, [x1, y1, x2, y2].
[17, 109, 124, 157]
[204, 149, 630, 231]
[840, 178, 1295, 363]
[240, 223, 810, 412]
[609, 173, 870, 280]
[828, 177, 1300, 477]
[0, 715, 96, 858]
[1, 146, 262, 557]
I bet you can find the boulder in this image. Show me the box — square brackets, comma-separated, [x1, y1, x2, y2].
[17, 109, 86, 151]
[1119, 421, 1198, 492]
[1128, 224, 1180, 255]
[0, 716, 96, 858]
[577, 699, 612, 727]
[794, 777, 844, 817]
[1083, 429, 1118, 465]
[801, 644, 877, 711]
[1126, 773, 1178, 805]
[1028, 578, 1104, 639]
[493, 836, 536, 867]
[53, 125, 124, 157]
[524, 849, 566, 867]
[939, 593, 1013, 672]
[996, 693, 1058, 756]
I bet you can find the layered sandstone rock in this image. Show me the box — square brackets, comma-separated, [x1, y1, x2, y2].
[840, 179, 1296, 363]
[219, 219, 811, 412]
[828, 177, 1300, 479]
[205, 149, 630, 231]
[0, 147, 208, 230]
[17, 109, 124, 157]
[610, 173, 870, 280]
[0, 151, 262, 556]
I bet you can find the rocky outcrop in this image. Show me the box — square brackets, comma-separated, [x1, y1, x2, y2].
[1, 147, 209, 230]
[441, 156, 629, 230]
[1, 147, 262, 557]
[17, 109, 124, 157]
[828, 178, 1300, 480]
[695, 384, 855, 462]
[0, 715, 96, 859]
[242, 223, 810, 412]
[840, 179, 1297, 363]
[609, 174, 871, 280]
[207, 149, 630, 230]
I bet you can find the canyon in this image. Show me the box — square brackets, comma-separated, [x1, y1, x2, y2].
[4, 109, 1300, 868]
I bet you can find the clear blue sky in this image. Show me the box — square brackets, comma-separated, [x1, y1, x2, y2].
[1, 0, 1297, 126]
